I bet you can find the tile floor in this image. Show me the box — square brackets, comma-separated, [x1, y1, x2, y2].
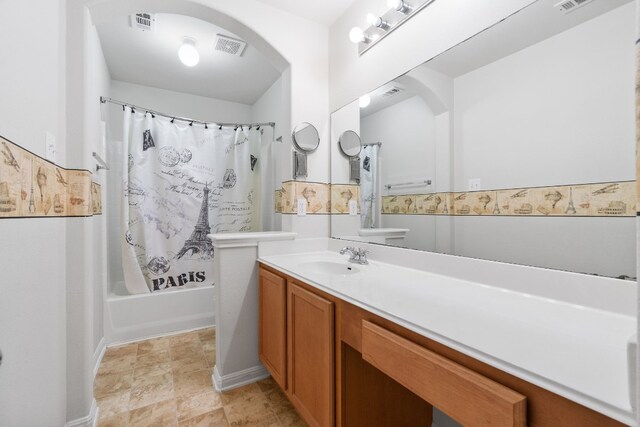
[95, 328, 307, 426]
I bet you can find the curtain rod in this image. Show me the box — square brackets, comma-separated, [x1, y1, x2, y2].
[100, 96, 275, 129]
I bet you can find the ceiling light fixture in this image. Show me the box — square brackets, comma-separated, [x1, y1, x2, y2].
[359, 94, 371, 108]
[387, 0, 413, 14]
[178, 37, 200, 67]
[366, 13, 390, 30]
[349, 27, 371, 44]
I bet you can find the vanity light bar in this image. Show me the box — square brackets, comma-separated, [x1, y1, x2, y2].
[354, 0, 437, 55]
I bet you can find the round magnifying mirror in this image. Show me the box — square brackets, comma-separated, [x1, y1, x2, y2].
[292, 122, 320, 152]
[338, 130, 362, 157]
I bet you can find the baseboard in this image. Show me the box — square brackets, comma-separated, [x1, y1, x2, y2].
[212, 364, 270, 392]
[66, 399, 98, 427]
[93, 337, 106, 379]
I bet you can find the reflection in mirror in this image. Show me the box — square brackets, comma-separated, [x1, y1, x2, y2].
[330, 0, 636, 279]
[338, 130, 362, 157]
[292, 122, 320, 152]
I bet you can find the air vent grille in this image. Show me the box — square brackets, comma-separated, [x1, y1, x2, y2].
[554, 0, 596, 14]
[382, 87, 404, 97]
[214, 34, 247, 57]
[130, 13, 154, 32]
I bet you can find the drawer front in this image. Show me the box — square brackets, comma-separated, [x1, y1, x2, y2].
[362, 320, 526, 427]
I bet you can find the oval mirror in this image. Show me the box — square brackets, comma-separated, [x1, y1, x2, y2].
[338, 130, 362, 157]
[292, 122, 320, 152]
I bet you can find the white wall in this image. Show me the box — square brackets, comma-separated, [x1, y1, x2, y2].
[0, 0, 68, 425]
[361, 95, 437, 251]
[63, 3, 113, 422]
[251, 75, 288, 232]
[451, 3, 636, 277]
[452, 3, 635, 190]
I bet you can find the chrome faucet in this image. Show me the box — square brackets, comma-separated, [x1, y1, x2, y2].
[340, 246, 369, 265]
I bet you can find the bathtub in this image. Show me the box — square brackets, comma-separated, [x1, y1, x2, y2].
[105, 281, 215, 345]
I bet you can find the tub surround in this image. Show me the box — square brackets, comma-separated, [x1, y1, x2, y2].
[209, 231, 297, 392]
[258, 238, 636, 425]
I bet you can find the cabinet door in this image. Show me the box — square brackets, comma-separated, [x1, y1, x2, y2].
[288, 282, 335, 427]
[258, 267, 287, 389]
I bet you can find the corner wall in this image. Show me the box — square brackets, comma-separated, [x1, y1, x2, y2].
[0, 0, 68, 425]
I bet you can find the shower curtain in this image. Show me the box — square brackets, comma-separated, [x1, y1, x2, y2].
[360, 144, 379, 228]
[121, 107, 261, 294]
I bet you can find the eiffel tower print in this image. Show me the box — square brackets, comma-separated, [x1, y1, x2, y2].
[176, 183, 215, 260]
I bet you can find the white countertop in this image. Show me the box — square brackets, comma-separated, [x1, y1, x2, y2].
[258, 250, 636, 425]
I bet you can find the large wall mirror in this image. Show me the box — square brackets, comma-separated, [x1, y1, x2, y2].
[330, 0, 636, 279]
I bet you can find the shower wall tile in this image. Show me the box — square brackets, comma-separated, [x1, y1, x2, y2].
[330, 184, 360, 214]
[0, 135, 99, 218]
[380, 181, 636, 218]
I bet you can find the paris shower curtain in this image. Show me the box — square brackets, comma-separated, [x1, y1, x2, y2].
[121, 108, 261, 294]
[360, 144, 379, 228]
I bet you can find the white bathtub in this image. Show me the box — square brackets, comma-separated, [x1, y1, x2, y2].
[105, 282, 215, 345]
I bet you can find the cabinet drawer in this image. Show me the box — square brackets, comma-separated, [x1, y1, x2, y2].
[362, 320, 526, 427]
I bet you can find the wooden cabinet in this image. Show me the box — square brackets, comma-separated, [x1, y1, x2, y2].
[288, 282, 335, 427]
[259, 263, 625, 427]
[258, 265, 335, 427]
[258, 267, 287, 389]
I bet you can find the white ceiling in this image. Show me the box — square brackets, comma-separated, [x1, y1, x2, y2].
[254, 0, 357, 26]
[96, 13, 281, 105]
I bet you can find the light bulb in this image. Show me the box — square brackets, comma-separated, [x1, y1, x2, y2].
[387, 0, 412, 13]
[349, 27, 365, 44]
[366, 13, 380, 27]
[178, 38, 199, 67]
[359, 94, 371, 108]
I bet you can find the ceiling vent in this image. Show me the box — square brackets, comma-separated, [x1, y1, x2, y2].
[382, 86, 404, 97]
[554, 0, 596, 14]
[214, 34, 247, 57]
[130, 13, 155, 32]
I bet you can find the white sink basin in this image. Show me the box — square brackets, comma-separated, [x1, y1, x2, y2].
[297, 260, 360, 276]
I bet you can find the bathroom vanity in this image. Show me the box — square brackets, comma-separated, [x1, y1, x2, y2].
[257, 247, 634, 427]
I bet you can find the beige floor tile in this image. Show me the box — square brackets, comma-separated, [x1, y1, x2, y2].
[170, 342, 205, 362]
[96, 391, 130, 418]
[98, 412, 129, 427]
[132, 370, 172, 389]
[135, 350, 171, 368]
[103, 343, 139, 362]
[176, 390, 223, 421]
[223, 389, 275, 426]
[173, 369, 214, 397]
[255, 378, 278, 394]
[276, 409, 307, 427]
[94, 371, 134, 399]
[129, 399, 177, 427]
[133, 362, 173, 381]
[179, 408, 228, 427]
[169, 332, 201, 348]
[197, 328, 215, 342]
[201, 340, 215, 352]
[220, 383, 263, 406]
[98, 355, 137, 376]
[204, 350, 216, 368]
[128, 373, 174, 410]
[137, 337, 170, 356]
[171, 354, 209, 376]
